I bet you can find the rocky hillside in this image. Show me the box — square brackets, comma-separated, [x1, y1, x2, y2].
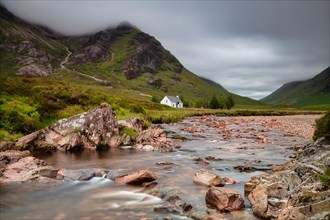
[0, 5, 66, 76]
[261, 67, 330, 108]
[68, 23, 183, 79]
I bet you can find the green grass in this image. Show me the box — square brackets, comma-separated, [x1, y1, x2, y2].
[119, 127, 138, 138]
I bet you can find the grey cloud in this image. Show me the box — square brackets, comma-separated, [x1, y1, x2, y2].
[2, 0, 329, 100]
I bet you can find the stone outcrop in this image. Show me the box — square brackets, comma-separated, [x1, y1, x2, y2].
[205, 187, 245, 212]
[16, 63, 53, 77]
[70, 30, 114, 64]
[14, 103, 119, 152]
[245, 139, 330, 219]
[193, 169, 225, 187]
[114, 169, 157, 185]
[134, 125, 174, 152]
[122, 32, 183, 80]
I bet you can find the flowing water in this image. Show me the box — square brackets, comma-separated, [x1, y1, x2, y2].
[0, 117, 304, 220]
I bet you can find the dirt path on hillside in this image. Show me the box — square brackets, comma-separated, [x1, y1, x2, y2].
[60, 47, 112, 87]
[60, 47, 72, 69]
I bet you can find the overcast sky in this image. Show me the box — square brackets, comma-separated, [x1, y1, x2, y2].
[2, 0, 329, 99]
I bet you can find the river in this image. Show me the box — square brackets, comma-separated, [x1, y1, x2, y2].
[0, 116, 307, 220]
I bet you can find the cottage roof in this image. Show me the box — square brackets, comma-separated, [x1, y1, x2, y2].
[166, 96, 182, 103]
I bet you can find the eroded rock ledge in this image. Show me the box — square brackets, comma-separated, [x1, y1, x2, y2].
[245, 138, 330, 220]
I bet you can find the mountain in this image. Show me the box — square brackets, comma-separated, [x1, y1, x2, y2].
[0, 5, 262, 104]
[261, 67, 330, 107]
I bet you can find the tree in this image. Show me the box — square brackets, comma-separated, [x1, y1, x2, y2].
[209, 95, 221, 109]
[313, 111, 330, 141]
[224, 96, 235, 110]
[151, 96, 159, 103]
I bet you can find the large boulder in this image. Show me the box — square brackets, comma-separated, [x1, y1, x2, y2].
[205, 187, 245, 212]
[193, 169, 225, 187]
[15, 103, 119, 152]
[114, 169, 157, 185]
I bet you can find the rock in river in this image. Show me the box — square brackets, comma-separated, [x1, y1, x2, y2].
[205, 187, 245, 212]
[14, 103, 119, 152]
[0, 151, 59, 183]
[193, 169, 225, 187]
[134, 125, 174, 152]
[115, 169, 157, 185]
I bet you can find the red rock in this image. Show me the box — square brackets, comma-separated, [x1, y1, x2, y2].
[248, 185, 270, 219]
[156, 161, 173, 165]
[223, 177, 239, 184]
[115, 169, 157, 185]
[0, 155, 58, 183]
[193, 157, 210, 165]
[205, 187, 245, 212]
[135, 125, 174, 152]
[205, 156, 222, 161]
[163, 166, 172, 170]
[194, 169, 225, 187]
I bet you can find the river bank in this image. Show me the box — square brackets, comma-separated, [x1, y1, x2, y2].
[1, 112, 328, 220]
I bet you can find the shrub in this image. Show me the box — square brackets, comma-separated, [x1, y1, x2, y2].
[0, 95, 40, 134]
[119, 127, 138, 138]
[318, 166, 330, 187]
[224, 96, 235, 110]
[151, 96, 159, 103]
[209, 95, 221, 109]
[313, 112, 330, 141]
[129, 104, 146, 114]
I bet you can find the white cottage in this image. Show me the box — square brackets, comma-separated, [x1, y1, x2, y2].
[160, 96, 183, 108]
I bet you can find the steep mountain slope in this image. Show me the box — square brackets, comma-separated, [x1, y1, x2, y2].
[261, 67, 330, 107]
[64, 25, 234, 101]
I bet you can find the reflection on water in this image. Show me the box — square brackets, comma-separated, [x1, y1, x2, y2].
[0, 118, 304, 220]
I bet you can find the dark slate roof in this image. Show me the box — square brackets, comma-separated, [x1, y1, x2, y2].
[166, 96, 182, 103]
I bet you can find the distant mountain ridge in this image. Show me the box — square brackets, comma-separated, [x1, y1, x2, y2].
[261, 67, 330, 107]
